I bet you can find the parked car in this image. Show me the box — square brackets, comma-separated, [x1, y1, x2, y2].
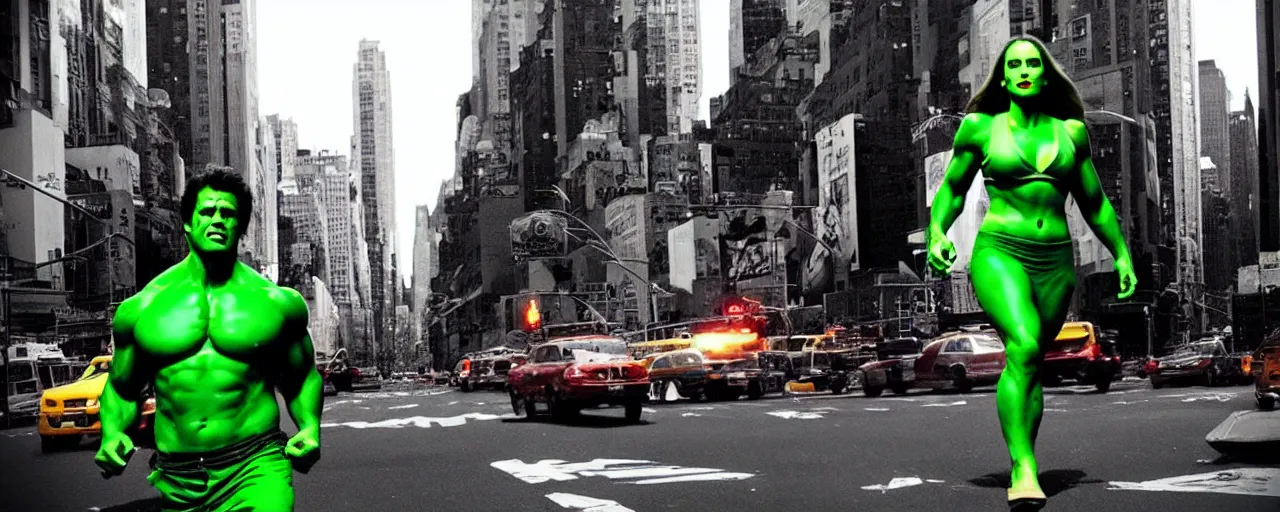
[38, 356, 157, 453]
[642, 349, 710, 402]
[464, 355, 524, 391]
[788, 349, 866, 394]
[704, 351, 791, 401]
[507, 336, 650, 422]
[1150, 338, 1244, 388]
[1253, 335, 1280, 410]
[857, 337, 926, 397]
[1043, 321, 1122, 392]
[911, 331, 1006, 393]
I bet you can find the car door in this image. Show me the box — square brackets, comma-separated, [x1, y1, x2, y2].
[649, 355, 674, 380]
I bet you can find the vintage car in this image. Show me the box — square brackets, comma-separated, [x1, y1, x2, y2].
[1252, 334, 1279, 410]
[38, 356, 157, 453]
[463, 355, 525, 392]
[861, 333, 1005, 396]
[507, 336, 649, 422]
[787, 349, 866, 394]
[703, 351, 791, 401]
[856, 337, 926, 397]
[1150, 338, 1245, 388]
[642, 349, 710, 402]
[1043, 321, 1123, 392]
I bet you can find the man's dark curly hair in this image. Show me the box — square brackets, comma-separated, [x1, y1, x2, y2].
[181, 167, 254, 235]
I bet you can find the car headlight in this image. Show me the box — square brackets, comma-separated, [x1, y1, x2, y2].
[85, 398, 97, 407]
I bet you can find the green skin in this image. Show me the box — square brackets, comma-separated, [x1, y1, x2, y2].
[94, 186, 323, 508]
[928, 41, 1137, 497]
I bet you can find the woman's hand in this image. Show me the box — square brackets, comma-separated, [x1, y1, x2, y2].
[928, 231, 958, 277]
[1114, 257, 1137, 300]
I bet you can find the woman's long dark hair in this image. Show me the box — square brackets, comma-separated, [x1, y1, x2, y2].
[965, 35, 1085, 121]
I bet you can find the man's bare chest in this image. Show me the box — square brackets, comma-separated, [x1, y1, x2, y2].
[133, 285, 287, 360]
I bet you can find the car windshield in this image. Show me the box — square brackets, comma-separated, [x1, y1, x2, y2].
[8, 362, 35, 383]
[560, 339, 628, 355]
[1170, 343, 1217, 358]
[84, 361, 110, 379]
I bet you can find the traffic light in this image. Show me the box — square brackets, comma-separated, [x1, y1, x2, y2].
[520, 298, 543, 331]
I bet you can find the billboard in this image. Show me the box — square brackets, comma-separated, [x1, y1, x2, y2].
[719, 208, 774, 282]
[922, 150, 989, 270]
[509, 211, 568, 261]
[810, 113, 859, 287]
[66, 145, 142, 200]
[605, 195, 646, 260]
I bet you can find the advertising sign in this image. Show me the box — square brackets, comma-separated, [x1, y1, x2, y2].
[810, 113, 859, 289]
[509, 211, 568, 261]
[922, 149, 989, 270]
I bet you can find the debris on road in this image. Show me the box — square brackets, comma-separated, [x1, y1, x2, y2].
[1107, 469, 1280, 497]
[860, 477, 946, 493]
[546, 493, 635, 512]
[492, 458, 754, 485]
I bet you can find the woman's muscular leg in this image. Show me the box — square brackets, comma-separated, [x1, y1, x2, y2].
[1028, 268, 1076, 450]
[970, 248, 1044, 493]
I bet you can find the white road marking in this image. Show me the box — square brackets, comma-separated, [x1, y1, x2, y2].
[922, 401, 967, 408]
[768, 410, 826, 419]
[1044, 408, 1069, 412]
[642, 408, 658, 413]
[881, 397, 922, 402]
[861, 477, 947, 492]
[1112, 400, 1150, 405]
[681, 413, 702, 417]
[864, 408, 890, 412]
[388, 404, 419, 410]
[1108, 469, 1280, 497]
[448, 401, 459, 405]
[546, 493, 635, 512]
[321, 412, 515, 429]
[492, 458, 754, 485]
[1180, 393, 1236, 403]
[0, 431, 34, 438]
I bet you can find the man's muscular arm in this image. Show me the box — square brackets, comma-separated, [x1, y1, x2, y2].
[277, 287, 323, 452]
[96, 297, 147, 477]
[100, 298, 147, 438]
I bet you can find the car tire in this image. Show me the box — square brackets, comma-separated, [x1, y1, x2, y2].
[1151, 378, 1163, 389]
[624, 399, 643, 424]
[1043, 374, 1063, 387]
[1203, 367, 1218, 387]
[1259, 395, 1276, 411]
[952, 366, 973, 393]
[1094, 378, 1112, 393]
[40, 435, 58, 454]
[864, 386, 884, 397]
[891, 384, 909, 395]
[460, 380, 472, 392]
[510, 390, 525, 416]
[747, 381, 763, 400]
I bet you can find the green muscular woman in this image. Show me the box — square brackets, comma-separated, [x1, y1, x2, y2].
[927, 36, 1136, 510]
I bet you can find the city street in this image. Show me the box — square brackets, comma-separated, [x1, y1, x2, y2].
[2, 381, 1277, 511]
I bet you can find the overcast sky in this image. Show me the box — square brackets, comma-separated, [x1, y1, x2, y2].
[257, 0, 1257, 285]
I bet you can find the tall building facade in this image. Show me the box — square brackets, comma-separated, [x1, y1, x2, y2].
[1199, 61, 1233, 197]
[729, 0, 786, 76]
[1259, 0, 1280, 251]
[2, 0, 68, 269]
[268, 115, 299, 182]
[1232, 92, 1261, 269]
[1148, 0, 1202, 291]
[646, 0, 702, 134]
[411, 204, 435, 345]
[353, 40, 396, 344]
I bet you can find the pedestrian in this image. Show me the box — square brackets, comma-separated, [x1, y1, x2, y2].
[95, 168, 323, 511]
[926, 36, 1136, 510]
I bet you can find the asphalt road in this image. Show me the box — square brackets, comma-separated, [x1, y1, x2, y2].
[2, 380, 1277, 512]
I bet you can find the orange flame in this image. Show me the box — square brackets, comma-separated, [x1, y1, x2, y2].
[525, 299, 542, 329]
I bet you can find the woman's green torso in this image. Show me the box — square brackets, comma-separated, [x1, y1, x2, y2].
[974, 112, 1080, 243]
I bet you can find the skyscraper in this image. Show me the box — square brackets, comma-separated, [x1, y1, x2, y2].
[1232, 91, 1261, 268]
[647, 0, 702, 134]
[412, 204, 435, 346]
[1199, 61, 1233, 198]
[353, 40, 396, 344]
[1259, 0, 1280, 251]
[1148, 0, 1203, 291]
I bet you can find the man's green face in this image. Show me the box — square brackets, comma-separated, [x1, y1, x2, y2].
[184, 187, 241, 253]
[1003, 40, 1046, 98]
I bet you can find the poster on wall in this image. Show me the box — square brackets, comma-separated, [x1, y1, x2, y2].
[924, 150, 952, 207]
[814, 113, 859, 274]
[720, 209, 773, 282]
[510, 212, 568, 261]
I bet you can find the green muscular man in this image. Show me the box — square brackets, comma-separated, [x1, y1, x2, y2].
[94, 169, 324, 511]
[927, 37, 1137, 510]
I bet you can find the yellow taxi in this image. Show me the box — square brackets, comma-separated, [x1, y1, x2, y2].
[38, 356, 156, 453]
